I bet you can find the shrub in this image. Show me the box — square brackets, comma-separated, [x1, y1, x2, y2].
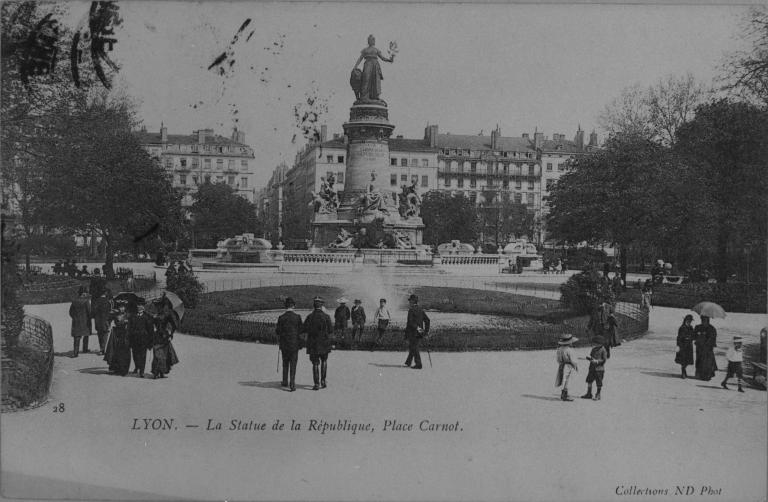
[559, 270, 616, 315]
[166, 272, 205, 308]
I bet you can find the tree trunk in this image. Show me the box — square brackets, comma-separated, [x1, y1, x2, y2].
[103, 235, 115, 280]
[619, 244, 628, 286]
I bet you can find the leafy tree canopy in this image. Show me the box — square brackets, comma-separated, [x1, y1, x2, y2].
[190, 181, 260, 248]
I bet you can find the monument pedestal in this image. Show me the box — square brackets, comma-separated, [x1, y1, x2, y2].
[311, 100, 424, 249]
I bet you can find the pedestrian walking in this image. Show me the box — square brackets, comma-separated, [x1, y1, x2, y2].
[104, 301, 131, 375]
[404, 294, 430, 369]
[69, 286, 92, 357]
[91, 290, 112, 354]
[150, 298, 180, 379]
[89, 268, 106, 299]
[721, 336, 746, 392]
[128, 298, 154, 378]
[373, 298, 391, 345]
[334, 297, 351, 346]
[694, 315, 718, 381]
[276, 297, 303, 392]
[555, 334, 578, 401]
[675, 314, 695, 379]
[304, 297, 334, 390]
[351, 299, 366, 344]
[581, 336, 608, 401]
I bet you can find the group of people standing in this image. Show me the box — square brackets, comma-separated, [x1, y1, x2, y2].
[276, 294, 430, 391]
[331, 297, 394, 347]
[675, 314, 744, 391]
[69, 288, 180, 379]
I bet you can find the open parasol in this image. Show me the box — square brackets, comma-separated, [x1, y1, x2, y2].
[691, 301, 726, 319]
[147, 291, 185, 328]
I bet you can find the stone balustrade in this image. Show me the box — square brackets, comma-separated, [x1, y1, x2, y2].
[439, 254, 504, 266]
[282, 252, 356, 265]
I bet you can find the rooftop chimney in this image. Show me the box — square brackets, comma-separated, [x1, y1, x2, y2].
[396, 135, 404, 139]
[491, 124, 500, 150]
[574, 125, 585, 149]
[425, 124, 438, 148]
[589, 130, 598, 147]
[320, 125, 328, 143]
[522, 133, 529, 140]
[161, 122, 167, 143]
[333, 133, 340, 140]
[534, 128, 544, 149]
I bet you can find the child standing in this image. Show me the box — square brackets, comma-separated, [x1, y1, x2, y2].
[721, 336, 746, 393]
[582, 336, 608, 400]
[373, 298, 391, 345]
[555, 334, 579, 401]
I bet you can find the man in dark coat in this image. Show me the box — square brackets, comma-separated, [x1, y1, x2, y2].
[350, 299, 366, 344]
[404, 294, 430, 369]
[89, 268, 107, 299]
[69, 286, 92, 357]
[128, 298, 154, 377]
[276, 297, 303, 391]
[304, 297, 334, 390]
[334, 298, 351, 346]
[91, 290, 112, 354]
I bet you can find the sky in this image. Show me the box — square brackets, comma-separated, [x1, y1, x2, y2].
[58, 1, 751, 188]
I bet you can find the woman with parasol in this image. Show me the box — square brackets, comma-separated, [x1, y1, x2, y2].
[692, 302, 725, 381]
[149, 294, 180, 379]
[104, 299, 132, 376]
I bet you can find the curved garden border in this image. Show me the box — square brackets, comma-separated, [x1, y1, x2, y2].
[181, 285, 649, 351]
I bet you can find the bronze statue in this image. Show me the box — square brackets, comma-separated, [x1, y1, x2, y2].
[352, 35, 395, 102]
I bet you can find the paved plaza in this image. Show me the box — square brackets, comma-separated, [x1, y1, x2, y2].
[2, 275, 765, 501]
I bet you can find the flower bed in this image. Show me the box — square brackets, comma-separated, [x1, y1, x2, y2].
[619, 283, 766, 313]
[180, 285, 647, 351]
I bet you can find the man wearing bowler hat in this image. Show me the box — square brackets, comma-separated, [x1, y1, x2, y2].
[304, 296, 334, 390]
[404, 294, 430, 369]
[276, 297, 303, 391]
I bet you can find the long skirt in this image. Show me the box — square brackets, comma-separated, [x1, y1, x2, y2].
[695, 347, 717, 381]
[152, 341, 179, 376]
[104, 330, 131, 375]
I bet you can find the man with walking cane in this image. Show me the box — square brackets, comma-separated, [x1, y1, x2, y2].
[276, 297, 303, 392]
[404, 294, 430, 369]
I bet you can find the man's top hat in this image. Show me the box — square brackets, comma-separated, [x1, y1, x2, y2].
[408, 294, 418, 302]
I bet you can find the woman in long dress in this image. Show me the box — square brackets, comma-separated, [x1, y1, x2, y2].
[353, 35, 394, 101]
[675, 314, 695, 378]
[150, 299, 179, 379]
[694, 315, 717, 381]
[104, 302, 131, 376]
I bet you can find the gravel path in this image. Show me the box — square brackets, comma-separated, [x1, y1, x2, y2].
[2, 296, 765, 501]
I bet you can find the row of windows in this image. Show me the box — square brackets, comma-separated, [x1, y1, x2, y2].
[177, 174, 249, 188]
[444, 178, 536, 189]
[390, 158, 431, 167]
[165, 157, 249, 170]
[160, 144, 250, 155]
[390, 174, 429, 187]
[458, 191, 536, 205]
[545, 162, 566, 171]
[325, 155, 345, 164]
[440, 149, 535, 159]
[442, 161, 538, 175]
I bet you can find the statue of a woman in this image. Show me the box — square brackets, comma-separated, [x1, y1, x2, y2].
[353, 35, 394, 102]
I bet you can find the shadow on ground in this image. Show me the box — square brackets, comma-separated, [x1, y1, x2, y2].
[641, 370, 685, 379]
[368, 363, 407, 369]
[520, 394, 562, 402]
[238, 381, 315, 391]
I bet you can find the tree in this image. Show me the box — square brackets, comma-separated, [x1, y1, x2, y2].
[421, 191, 479, 246]
[545, 136, 683, 282]
[674, 99, 768, 282]
[190, 181, 260, 249]
[599, 74, 708, 146]
[36, 93, 183, 278]
[722, 6, 768, 106]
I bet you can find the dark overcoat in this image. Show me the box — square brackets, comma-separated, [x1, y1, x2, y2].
[69, 297, 92, 338]
[91, 297, 112, 333]
[276, 310, 304, 353]
[334, 305, 350, 329]
[304, 309, 333, 356]
[404, 304, 430, 339]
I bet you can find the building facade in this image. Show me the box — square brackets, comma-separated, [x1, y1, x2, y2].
[136, 126, 256, 207]
[260, 123, 596, 247]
